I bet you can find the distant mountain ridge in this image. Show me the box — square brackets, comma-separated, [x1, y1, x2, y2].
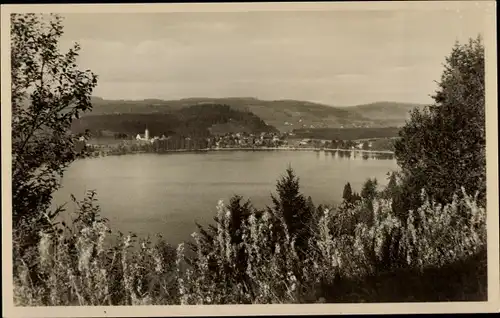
[87, 97, 426, 131]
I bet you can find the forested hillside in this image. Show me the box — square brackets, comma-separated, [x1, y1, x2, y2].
[87, 97, 425, 131]
[71, 103, 278, 138]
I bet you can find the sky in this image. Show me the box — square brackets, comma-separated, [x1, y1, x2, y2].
[58, 4, 489, 106]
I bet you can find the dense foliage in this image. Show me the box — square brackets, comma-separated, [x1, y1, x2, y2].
[11, 13, 97, 278]
[71, 104, 278, 139]
[394, 36, 485, 211]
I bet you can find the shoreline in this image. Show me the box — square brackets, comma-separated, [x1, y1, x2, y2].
[207, 147, 394, 154]
[84, 146, 395, 158]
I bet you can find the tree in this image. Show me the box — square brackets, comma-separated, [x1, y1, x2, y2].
[226, 196, 253, 288]
[394, 36, 485, 212]
[362, 141, 370, 151]
[381, 171, 399, 200]
[361, 178, 378, 201]
[342, 182, 353, 203]
[11, 14, 98, 266]
[268, 167, 314, 260]
[360, 178, 378, 226]
[188, 195, 254, 295]
[387, 172, 397, 190]
[306, 196, 315, 213]
[351, 191, 362, 203]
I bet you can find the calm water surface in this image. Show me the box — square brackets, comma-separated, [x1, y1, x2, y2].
[54, 151, 398, 245]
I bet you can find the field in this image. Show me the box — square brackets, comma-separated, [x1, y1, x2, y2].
[290, 127, 401, 141]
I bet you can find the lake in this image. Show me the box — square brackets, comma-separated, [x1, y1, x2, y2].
[53, 150, 399, 245]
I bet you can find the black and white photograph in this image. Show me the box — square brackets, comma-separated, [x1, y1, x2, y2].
[1, 1, 498, 316]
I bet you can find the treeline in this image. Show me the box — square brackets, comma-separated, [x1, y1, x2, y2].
[292, 127, 401, 140]
[85, 140, 396, 159]
[369, 138, 396, 151]
[89, 137, 212, 156]
[71, 104, 278, 140]
[293, 139, 395, 154]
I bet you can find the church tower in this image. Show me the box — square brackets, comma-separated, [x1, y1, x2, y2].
[145, 127, 149, 140]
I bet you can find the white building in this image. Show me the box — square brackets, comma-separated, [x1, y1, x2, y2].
[136, 127, 151, 141]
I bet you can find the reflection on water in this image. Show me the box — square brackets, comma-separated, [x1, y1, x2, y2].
[54, 151, 398, 245]
[323, 149, 394, 161]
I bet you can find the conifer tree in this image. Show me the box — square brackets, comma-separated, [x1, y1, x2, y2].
[227, 196, 253, 283]
[352, 191, 362, 203]
[342, 182, 353, 203]
[188, 195, 253, 291]
[382, 172, 400, 200]
[306, 196, 316, 214]
[268, 167, 314, 261]
[359, 178, 379, 226]
[361, 178, 378, 201]
[387, 172, 398, 192]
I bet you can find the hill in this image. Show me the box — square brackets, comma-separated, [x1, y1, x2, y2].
[347, 101, 426, 127]
[71, 103, 277, 138]
[291, 127, 401, 141]
[86, 97, 426, 132]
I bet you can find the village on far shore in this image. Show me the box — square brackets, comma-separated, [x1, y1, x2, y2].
[77, 126, 396, 159]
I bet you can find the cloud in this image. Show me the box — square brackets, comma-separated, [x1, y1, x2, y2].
[334, 73, 370, 80]
[58, 8, 486, 105]
[249, 37, 302, 46]
[132, 39, 185, 56]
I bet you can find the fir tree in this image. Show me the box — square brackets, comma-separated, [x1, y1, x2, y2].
[380, 172, 399, 200]
[352, 191, 362, 203]
[361, 178, 378, 201]
[342, 182, 353, 203]
[359, 178, 379, 226]
[306, 196, 316, 214]
[188, 195, 254, 295]
[268, 167, 314, 261]
[387, 172, 398, 192]
[227, 196, 253, 284]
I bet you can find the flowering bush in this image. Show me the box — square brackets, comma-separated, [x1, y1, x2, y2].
[399, 188, 486, 271]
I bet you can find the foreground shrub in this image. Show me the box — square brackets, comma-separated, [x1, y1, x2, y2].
[13, 191, 179, 306]
[399, 188, 486, 271]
